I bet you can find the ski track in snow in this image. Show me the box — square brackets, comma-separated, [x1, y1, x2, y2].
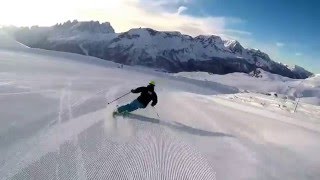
[0, 37, 319, 180]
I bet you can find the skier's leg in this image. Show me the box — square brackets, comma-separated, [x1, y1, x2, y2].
[128, 100, 144, 112]
[117, 103, 133, 113]
[117, 100, 143, 113]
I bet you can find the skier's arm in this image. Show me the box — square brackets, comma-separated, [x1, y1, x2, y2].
[151, 93, 158, 106]
[131, 87, 144, 93]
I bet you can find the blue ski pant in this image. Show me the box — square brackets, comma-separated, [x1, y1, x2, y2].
[117, 99, 145, 113]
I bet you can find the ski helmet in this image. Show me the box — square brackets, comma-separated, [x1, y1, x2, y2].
[149, 81, 155, 86]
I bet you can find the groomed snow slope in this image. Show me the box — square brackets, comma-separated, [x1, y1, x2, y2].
[0, 33, 320, 180]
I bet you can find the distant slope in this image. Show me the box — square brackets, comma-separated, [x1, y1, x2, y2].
[0, 30, 29, 49]
[174, 69, 320, 105]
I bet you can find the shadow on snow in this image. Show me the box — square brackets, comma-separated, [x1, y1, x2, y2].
[126, 113, 234, 138]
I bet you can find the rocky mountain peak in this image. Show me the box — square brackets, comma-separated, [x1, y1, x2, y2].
[54, 20, 115, 34]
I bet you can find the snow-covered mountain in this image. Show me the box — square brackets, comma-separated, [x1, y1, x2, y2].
[3, 20, 312, 79]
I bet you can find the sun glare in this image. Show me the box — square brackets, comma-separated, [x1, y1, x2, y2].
[0, 0, 125, 26]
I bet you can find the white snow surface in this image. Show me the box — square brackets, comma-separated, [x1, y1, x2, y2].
[174, 70, 320, 106]
[0, 33, 320, 180]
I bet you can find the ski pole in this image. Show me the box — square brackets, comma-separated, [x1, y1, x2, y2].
[152, 107, 160, 119]
[107, 92, 131, 105]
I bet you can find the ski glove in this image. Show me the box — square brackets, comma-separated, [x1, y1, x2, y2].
[131, 87, 144, 93]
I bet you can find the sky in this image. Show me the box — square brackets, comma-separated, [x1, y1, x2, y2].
[0, 0, 319, 73]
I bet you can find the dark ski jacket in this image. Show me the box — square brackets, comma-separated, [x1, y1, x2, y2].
[131, 85, 158, 107]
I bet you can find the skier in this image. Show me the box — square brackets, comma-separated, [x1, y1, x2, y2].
[113, 81, 158, 116]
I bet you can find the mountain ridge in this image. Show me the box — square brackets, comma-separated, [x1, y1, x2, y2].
[2, 20, 313, 79]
